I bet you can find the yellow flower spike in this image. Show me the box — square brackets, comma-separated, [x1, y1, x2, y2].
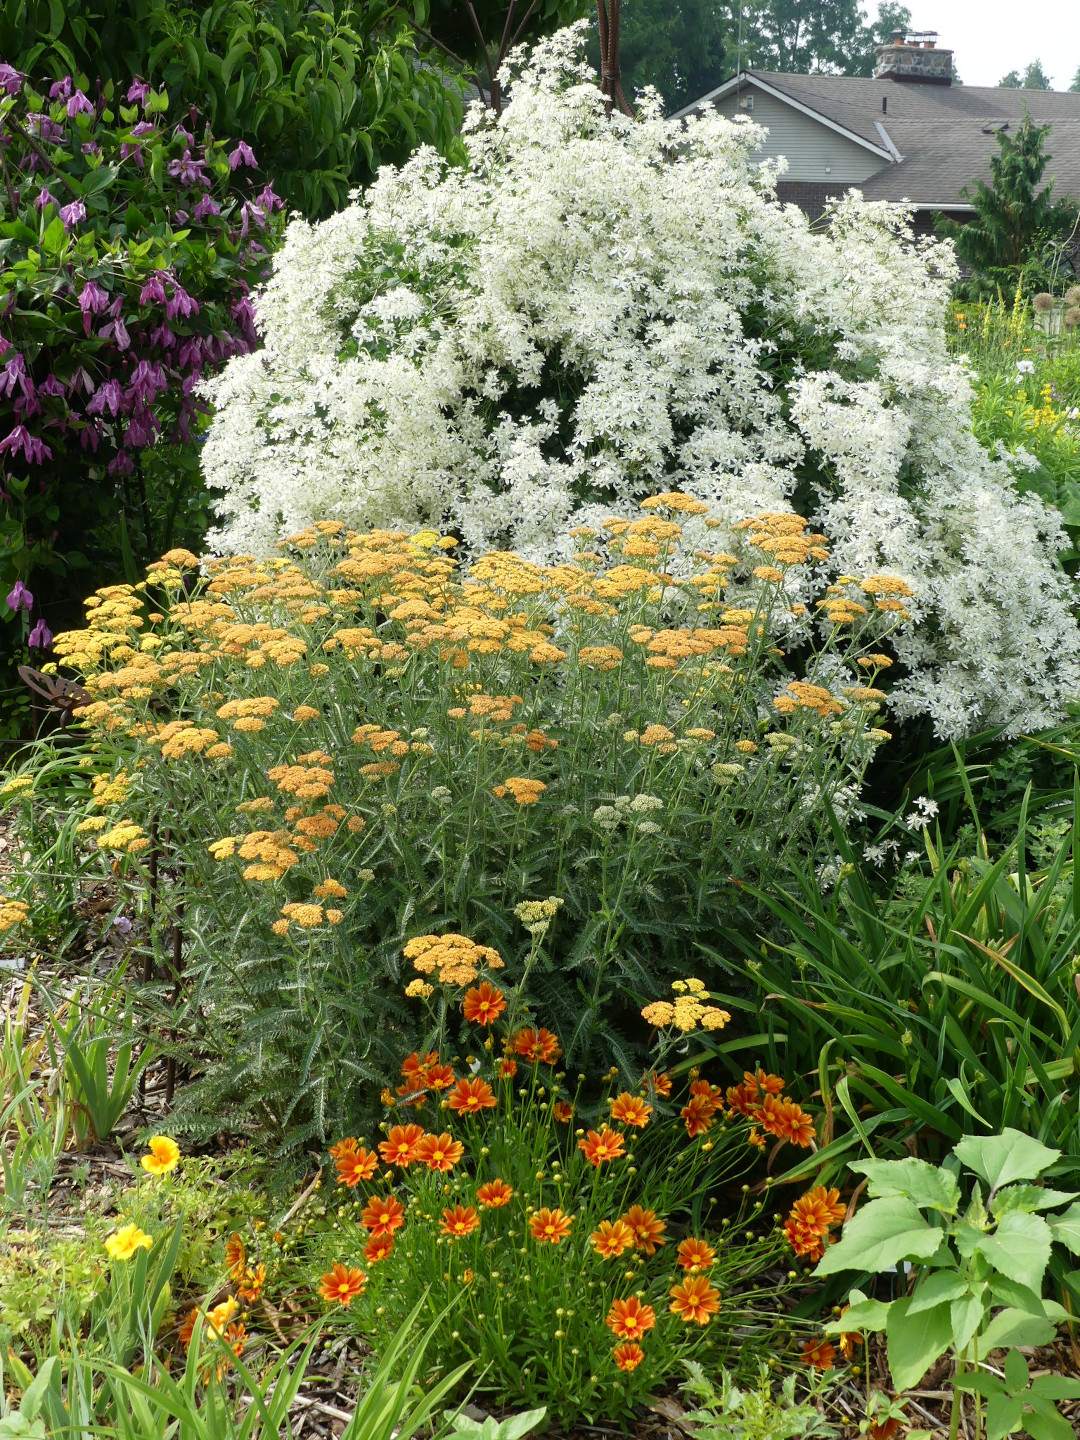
[141, 1136, 180, 1176]
[105, 1223, 154, 1260]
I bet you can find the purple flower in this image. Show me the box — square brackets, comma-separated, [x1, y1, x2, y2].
[127, 79, 151, 106]
[165, 281, 199, 320]
[149, 321, 176, 350]
[0, 64, 23, 97]
[87, 378, 122, 417]
[228, 141, 257, 171]
[99, 316, 130, 350]
[59, 200, 86, 229]
[28, 618, 52, 648]
[81, 141, 101, 157]
[167, 149, 209, 188]
[0, 426, 51, 463]
[48, 77, 72, 102]
[39, 374, 66, 398]
[0, 354, 27, 398]
[78, 281, 109, 335]
[27, 114, 64, 143]
[112, 915, 133, 934]
[192, 193, 221, 222]
[6, 579, 32, 612]
[34, 188, 57, 211]
[129, 360, 167, 404]
[173, 125, 194, 146]
[255, 183, 282, 212]
[108, 448, 134, 477]
[66, 89, 94, 119]
[139, 273, 168, 307]
[131, 121, 156, 138]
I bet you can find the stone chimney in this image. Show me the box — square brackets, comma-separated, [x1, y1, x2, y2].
[875, 30, 953, 84]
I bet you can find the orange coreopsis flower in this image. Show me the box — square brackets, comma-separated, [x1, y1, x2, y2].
[236, 1263, 265, 1302]
[606, 1295, 656, 1340]
[578, 1126, 627, 1166]
[328, 1136, 358, 1161]
[364, 1235, 394, 1263]
[783, 1187, 847, 1261]
[178, 1306, 199, 1348]
[681, 1093, 717, 1138]
[552, 1101, 573, 1123]
[425, 1062, 457, 1091]
[447, 1077, 497, 1116]
[463, 982, 507, 1026]
[223, 1234, 246, 1282]
[610, 1092, 653, 1128]
[802, 1338, 836, 1372]
[622, 1205, 666, 1255]
[669, 1274, 721, 1324]
[335, 1146, 379, 1187]
[360, 1194, 406, 1238]
[379, 1123, 425, 1167]
[613, 1342, 645, 1372]
[319, 1263, 367, 1306]
[477, 1178, 514, 1208]
[510, 1027, 562, 1063]
[415, 1132, 464, 1172]
[782, 1104, 817, 1149]
[440, 1204, 481, 1239]
[496, 1057, 517, 1080]
[676, 1237, 716, 1273]
[755, 1068, 786, 1094]
[641, 1070, 672, 1098]
[725, 1081, 756, 1117]
[530, 1207, 573, 1244]
[591, 1219, 635, 1258]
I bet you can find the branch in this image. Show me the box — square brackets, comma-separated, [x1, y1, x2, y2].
[3, 113, 81, 195]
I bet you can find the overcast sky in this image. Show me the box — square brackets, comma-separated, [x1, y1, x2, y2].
[877, 0, 1080, 88]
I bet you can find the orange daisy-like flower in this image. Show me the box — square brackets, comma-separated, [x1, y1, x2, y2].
[328, 1137, 358, 1161]
[224, 1233, 246, 1282]
[552, 1101, 573, 1123]
[462, 982, 507, 1026]
[613, 1342, 645, 1372]
[379, 1123, 425, 1167]
[681, 1093, 717, 1138]
[477, 1178, 514, 1208]
[669, 1274, 721, 1325]
[622, 1205, 666, 1255]
[510, 1027, 562, 1064]
[802, 1339, 836, 1372]
[783, 1104, 817, 1149]
[755, 1068, 786, 1094]
[237, 1262, 265, 1302]
[318, 1263, 367, 1307]
[747, 1127, 767, 1150]
[610, 1092, 653, 1128]
[591, 1219, 635, 1258]
[783, 1186, 847, 1261]
[440, 1204, 481, 1239]
[529, 1207, 573, 1244]
[335, 1146, 379, 1187]
[415, 1132, 464, 1172]
[578, 1126, 627, 1166]
[360, 1194, 406, 1238]
[676, 1237, 716, 1273]
[447, 1077, 497, 1116]
[495, 1057, 517, 1080]
[606, 1295, 657, 1341]
[364, 1235, 394, 1263]
[641, 1070, 672, 1098]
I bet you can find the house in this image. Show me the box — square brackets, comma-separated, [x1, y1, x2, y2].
[674, 33, 1080, 230]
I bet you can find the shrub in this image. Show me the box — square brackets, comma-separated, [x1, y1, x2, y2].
[300, 971, 801, 1424]
[4, 0, 467, 218]
[0, 68, 285, 734]
[3, 497, 909, 1139]
[203, 25, 1080, 741]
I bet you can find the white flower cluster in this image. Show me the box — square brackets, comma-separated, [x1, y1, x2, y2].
[202, 24, 1080, 738]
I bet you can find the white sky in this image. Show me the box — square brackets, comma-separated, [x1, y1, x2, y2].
[874, 0, 1080, 88]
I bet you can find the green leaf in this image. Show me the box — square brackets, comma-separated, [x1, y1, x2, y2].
[40, 217, 67, 256]
[973, 1211, 1053, 1291]
[1049, 1201, 1080, 1255]
[953, 1130, 1061, 1189]
[886, 1296, 953, 1391]
[1004, 1348, 1029, 1393]
[814, 1197, 943, 1278]
[950, 1290, 987, 1354]
[824, 1289, 891, 1335]
[908, 1271, 970, 1314]
[993, 1184, 1078, 1216]
[1031, 1376, 1080, 1400]
[979, 1306, 1058, 1351]
[985, 1393, 1024, 1440]
[849, 1157, 961, 1213]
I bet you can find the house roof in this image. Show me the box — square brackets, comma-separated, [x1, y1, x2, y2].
[676, 71, 1080, 208]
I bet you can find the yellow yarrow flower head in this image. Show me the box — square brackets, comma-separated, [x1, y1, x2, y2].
[105, 1223, 154, 1260]
[141, 1136, 180, 1176]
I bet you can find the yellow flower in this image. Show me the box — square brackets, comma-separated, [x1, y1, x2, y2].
[105, 1223, 154, 1260]
[141, 1136, 180, 1176]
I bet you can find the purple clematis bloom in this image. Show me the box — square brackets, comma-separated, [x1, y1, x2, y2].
[87, 379, 122, 417]
[167, 149, 209, 188]
[48, 77, 72, 102]
[228, 141, 257, 170]
[127, 79, 151, 106]
[192, 193, 221, 221]
[28, 618, 52, 648]
[59, 200, 86, 229]
[99, 316, 130, 350]
[0, 64, 23, 96]
[139, 272, 168, 307]
[0, 426, 51, 463]
[66, 89, 94, 118]
[165, 281, 199, 320]
[6, 579, 32, 612]
[34, 188, 56, 211]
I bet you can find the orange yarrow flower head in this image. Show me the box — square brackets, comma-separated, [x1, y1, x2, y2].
[319, 1263, 367, 1307]
[606, 1295, 657, 1340]
[440, 1204, 481, 1239]
[578, 1125, 627, 1166]
[669, 1274, 721, 1325]
[379, 1123, 425, 1167]
[335, 1146, 379, 1187]
[447, 1077, 497, 1115]
[477, 1178, 514, 1208]
[529, 1207, 573, 1244]
[591, 1219, 635, 1258]
[415, 1132, 464, 1172]
[405, 933, 504, 989]
[610, 1092, 652, 1128]
[462, 982, 506, 1026]
[622, 1205, 666, 1255]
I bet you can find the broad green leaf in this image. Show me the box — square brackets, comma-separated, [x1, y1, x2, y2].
[1004, 1348, 1029, 1393]
[950, 1291, 987, 1354]
[848, 1157, 961, 1213]
[986, 1393, 1024, 1440]
[992, 1184, 1078, 1216]
[1022, 1396, 1075, 1440]
[1031, 1377, 1080, 1400]
[814, 1197, 942, 1278]
[979, 1306, 1058, 1351]
[973, 1211, 1052, 1291]
[954, 1130, 1061, 1189]
[908, 1271, 970, 1314]
[1049, 1201, 1080, 1255]
[823, 1289, 891, 1335]
[886, 1295, 953, 1390]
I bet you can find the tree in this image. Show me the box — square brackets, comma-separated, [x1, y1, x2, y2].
[589, 0, 728, 110]
[1070, 64, 1080, 92]
[936, 113, 1079, 296]
[999, 60, 1053, 89]
[728, 0, 876, 75]
[844, 1, 913, 77]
